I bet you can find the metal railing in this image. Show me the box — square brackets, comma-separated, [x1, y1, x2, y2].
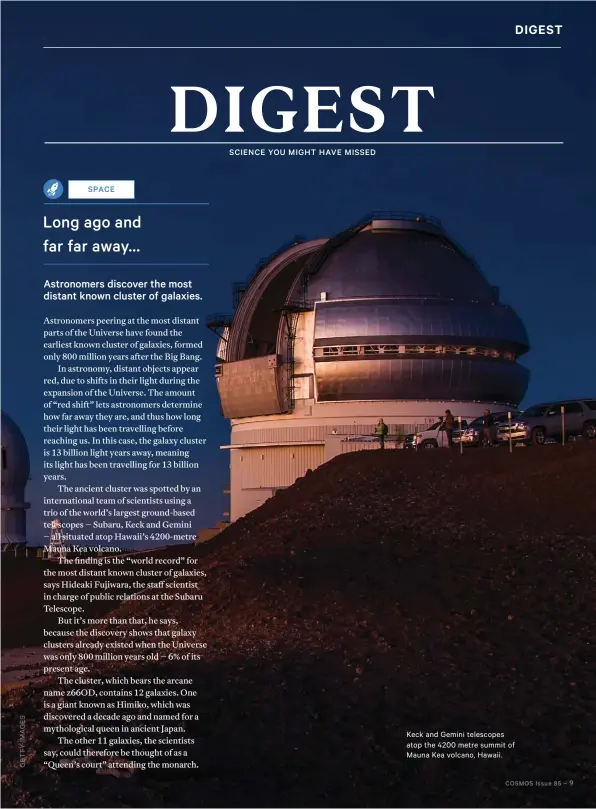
[206, 312, 233, 328]
[314, 344, 516, 361]
[293, 294, 516, 309]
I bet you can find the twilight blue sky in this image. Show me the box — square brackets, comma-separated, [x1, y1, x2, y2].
[1, 1, 595, 543]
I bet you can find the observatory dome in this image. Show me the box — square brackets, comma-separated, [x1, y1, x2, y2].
[211, 212, 532, 522]
[1, 412, 30, 494]
[1, 411, 30, 545]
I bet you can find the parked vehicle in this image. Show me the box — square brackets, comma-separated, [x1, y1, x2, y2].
[404, 419, 468, 450]
[403, 432, 418, 449]
[459, 410, 521, 447]
[497, 399, 596, 445]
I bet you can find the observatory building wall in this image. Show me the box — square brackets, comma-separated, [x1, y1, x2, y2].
[226, 399, 493, 521]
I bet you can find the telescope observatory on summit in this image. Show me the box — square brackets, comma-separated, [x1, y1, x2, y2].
[208, 212, 530, 521]
[1, 411, 30, 546]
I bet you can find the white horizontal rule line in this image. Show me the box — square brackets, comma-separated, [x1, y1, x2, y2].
[43, 45, 562, 49]
[24, 0, 589, 2]
[44, 141, 565, 146]
[27, 0, 593, 3]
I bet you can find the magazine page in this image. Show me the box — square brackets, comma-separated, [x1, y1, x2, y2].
[1, 1, 594, 807]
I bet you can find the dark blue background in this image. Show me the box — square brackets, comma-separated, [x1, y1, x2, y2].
[1, 1, 594, 545]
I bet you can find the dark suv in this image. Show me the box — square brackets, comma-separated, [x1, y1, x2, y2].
[497, 399, 596, 445]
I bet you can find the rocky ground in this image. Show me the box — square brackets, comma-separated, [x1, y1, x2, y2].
[2, 443, 595, 807]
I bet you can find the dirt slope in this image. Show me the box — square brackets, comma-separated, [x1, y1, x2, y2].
[3, 443, 595, 807]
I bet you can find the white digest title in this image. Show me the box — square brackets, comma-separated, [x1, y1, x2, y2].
[171, 86, 435, 134]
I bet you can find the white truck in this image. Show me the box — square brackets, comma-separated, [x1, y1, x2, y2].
[403, 419, 467, 450]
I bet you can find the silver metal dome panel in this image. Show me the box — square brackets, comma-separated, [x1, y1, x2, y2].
[306, 229, 493, 302]
[315, 357, 529, 405]
[314, 299, 529, 353]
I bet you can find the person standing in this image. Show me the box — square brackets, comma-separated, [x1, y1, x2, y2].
[482, 409, 495, 447]
[375, 418, 388, 449]
[443, 409, 455, 448]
